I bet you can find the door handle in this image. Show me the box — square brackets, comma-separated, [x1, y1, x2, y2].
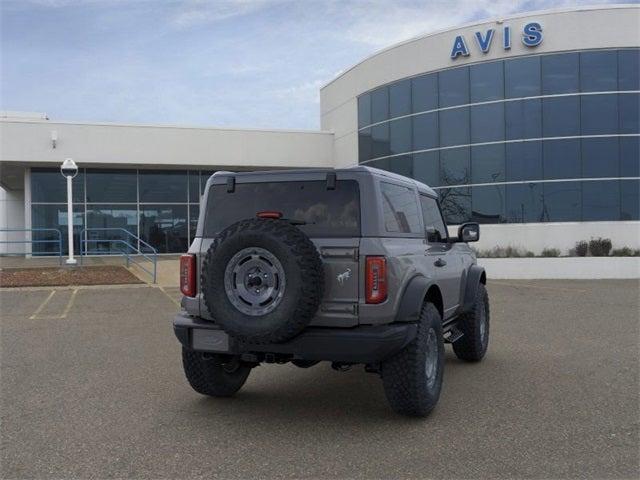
[434, 258, 447, 267]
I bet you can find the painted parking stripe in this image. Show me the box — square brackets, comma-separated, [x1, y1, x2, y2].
[29, 290, 56, 320]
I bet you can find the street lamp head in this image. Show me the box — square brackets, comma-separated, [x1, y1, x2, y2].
[60, 158, 78, 178]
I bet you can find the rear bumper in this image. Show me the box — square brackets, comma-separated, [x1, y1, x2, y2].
[173, 312, 417, 364]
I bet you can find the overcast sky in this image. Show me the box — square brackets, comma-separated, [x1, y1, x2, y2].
[1, 0, 630, 129]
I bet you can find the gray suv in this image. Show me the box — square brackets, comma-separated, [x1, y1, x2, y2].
[174, 167, 489, 416]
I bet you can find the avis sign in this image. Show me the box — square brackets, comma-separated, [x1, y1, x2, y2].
[450, 22, 543, 59]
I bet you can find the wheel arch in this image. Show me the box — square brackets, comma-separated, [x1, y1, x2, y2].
[395, 275, 443, 322]
[461, 265, 486, 313]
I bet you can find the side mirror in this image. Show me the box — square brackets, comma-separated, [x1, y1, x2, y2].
[458, 222, 480, 243]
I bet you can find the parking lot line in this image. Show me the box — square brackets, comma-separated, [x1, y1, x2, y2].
[158, 286, 181, 307]
[29, 290, 56, 319]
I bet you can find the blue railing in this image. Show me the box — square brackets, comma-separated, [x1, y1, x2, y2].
[80, 228, 158, 283]
[0, 228, 63, 264]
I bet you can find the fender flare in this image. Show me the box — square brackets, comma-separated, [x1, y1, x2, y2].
[461, 265, 486, 313]
[395, 275, 432, 323]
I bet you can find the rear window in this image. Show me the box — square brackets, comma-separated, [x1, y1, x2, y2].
[204, 180, 360, 237]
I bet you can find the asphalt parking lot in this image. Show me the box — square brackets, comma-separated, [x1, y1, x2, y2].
[1, 280, 638, 479]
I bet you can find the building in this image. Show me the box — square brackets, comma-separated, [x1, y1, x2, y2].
[1, 5, 638, 256]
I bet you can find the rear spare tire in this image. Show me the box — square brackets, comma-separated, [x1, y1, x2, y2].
[201, 218, 324, 344]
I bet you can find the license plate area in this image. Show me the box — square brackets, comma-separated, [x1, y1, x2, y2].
[192, 329, 230, 352]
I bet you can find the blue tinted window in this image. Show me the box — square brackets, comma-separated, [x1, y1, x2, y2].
[543, 97, 580, 137]
[471, 103, 504, 143]
[580, 51, 617, 92]
[472, 185, 505, 223]
[471, 144, 505, 184]
[389, 117, 412, 155]
[506, 142, 543, 182]
[200, 171, 215, 197]
[470, 61, 504, 102]
[86, 169, 136, 203]
[367, 158, 391, 171]
[189, 204, 199, 243]
[358, 94, 371, 128]
[412, 73, 438, 112]
[543, 139, 580, 179]
[413, 152, 440, 187]
[390, 79, 411, 118]
[359, 129, 372, 162]
[506, 183, 543, 223]
[542, 53, 579, 94]
[188, 171, 199, 203]
[505, 99, 542, 140]
[139, 170, 187, 203]
[621, 180, 640, 220]
[439, 108, 469, 147]
[543, 182, 581, 222]
[371, 87, 389, 123]
[619, 49, 640, 91]
[140, 205, 188, 253]
[583, 181, 620, 221]
[581, 94, 618, 135]
[32, 204, 84, 255]
[371, 123, 390, 158]
[388, 155, 413, 177]
[582, 138, 619, 178]
[439, 187, 471, 224]
[412, 112, 438, 151]
[620, 136, 640, 177]
[619, 93, 639, 134]
[86, 205, 138, 254]
[440, 147, 470, 185]
[31, 168, 85, 203]
[505, 56, 541, 98]
[439, 67, 469, 107]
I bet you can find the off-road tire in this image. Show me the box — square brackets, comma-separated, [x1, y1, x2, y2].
[453, 283, 490, 362]
[182, 348, 251, 397]
[201, 218, 324, 344]
[381, 302, 444, 417]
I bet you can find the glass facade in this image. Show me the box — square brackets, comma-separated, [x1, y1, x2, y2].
[31, 168, 214, 254]
[357, 48, 640, 224]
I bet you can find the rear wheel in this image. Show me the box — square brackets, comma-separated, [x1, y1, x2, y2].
[381, 302, 444, 417]
[182, 348, 252, 397]
[453, 283, 490, 362]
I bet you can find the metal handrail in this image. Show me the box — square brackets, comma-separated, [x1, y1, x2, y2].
[0, 228, 63, 264]
[79, 228, 158, 283]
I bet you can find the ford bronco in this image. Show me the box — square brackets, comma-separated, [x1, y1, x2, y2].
[173, 167, 489, 416]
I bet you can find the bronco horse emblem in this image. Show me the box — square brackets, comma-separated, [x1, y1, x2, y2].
[337, 268, 352, 285]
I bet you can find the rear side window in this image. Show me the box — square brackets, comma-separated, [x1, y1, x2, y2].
[380, 182, 421, 234]
[204, 180, 360, 237]
[420, 195, 448, 242]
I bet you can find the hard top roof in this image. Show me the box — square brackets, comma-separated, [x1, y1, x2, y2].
[209, 166, 438, 197]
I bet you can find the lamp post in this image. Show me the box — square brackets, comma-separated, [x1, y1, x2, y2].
[60, 158, 78, 265]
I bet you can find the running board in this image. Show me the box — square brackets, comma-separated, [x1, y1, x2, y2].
[444, 326, 464, 343]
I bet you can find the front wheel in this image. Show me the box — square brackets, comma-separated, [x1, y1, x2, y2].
[452, 283, 490, 362]
[182, 348, 252, 397]
[381, 302, 444, 417]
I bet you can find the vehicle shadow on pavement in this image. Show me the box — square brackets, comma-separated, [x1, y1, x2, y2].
[180, 352, 479, 425]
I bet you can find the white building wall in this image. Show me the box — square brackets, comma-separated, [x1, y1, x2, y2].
[0, 186, 26, 254]
[0, 120, 335, 169]
[458, 221, 640, 256]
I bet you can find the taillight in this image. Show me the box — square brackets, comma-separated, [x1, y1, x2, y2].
[365, 256, 387, 304]
[180, 254, 196, 297]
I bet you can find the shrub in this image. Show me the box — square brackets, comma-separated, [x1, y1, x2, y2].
[476, 246, 535, 258]
[540, 248, 561, 257]
[574, 241, 589, 257]
[611, 247, 640, 257]
[589, 237, 612, 257]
